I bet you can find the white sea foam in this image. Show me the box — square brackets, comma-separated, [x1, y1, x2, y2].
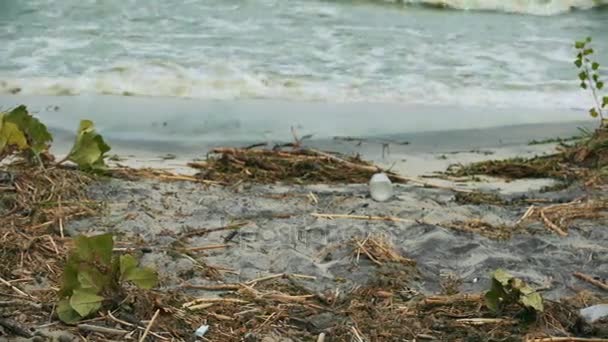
[393, 0, 607, 15]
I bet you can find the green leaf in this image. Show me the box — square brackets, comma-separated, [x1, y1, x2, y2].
[590, 108, 599, 118]
[592, 62, 600, 70]
[584, 48, 594, 56]
[581, 82, 588, 89]
[598, 81, 604, 90]
[579, 71, 588, 81]
[122, 266, 158, 289]
[586, 36, 592, 43]
[67, 120, 111, 170]
[492, 269, 513, 286]
[0, 118, 28, 153]
[74, 233, 114, 267]
[120, 254, 158, 289]
[4, 105, 52, 155]
[521, 291, 544, 312]
[69, 289, 103, 317]
[77, 268, 109, 292]
[119, 254, 138, 279]
[574, 59, 582, 68]
[59, 257, 81, 297]
[484, 289, 501, 312]
[602, 96, 608, 108]
[575, 41, 585, 49]
[57, 298, 83, 324]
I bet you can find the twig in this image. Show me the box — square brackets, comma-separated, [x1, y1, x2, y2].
[78, 324, 128, 336]
[312, 213, 410, 223]
[455, 318, 516, 325]
[139, 309, 160, 342]
[245, 273, 316, 286]
[263, 293, 315, 303]
[573, 272, 608, 291]
[182, 221, 249, 238]
[540, 210, 568, 237]
[527, 338, 608, 342]
[182, 297, 248, 308]
[516, 205, 535, 225]
[422, 293, 483, 305]
[351, 326, 366, 342]
[0, 276, 33, 299]
[181, 283, 242, 291]
[354, 241, 382, 266]
[46, 235, 60, 255]
[185, 303, 216, 311]
[183, 244, 229, 252]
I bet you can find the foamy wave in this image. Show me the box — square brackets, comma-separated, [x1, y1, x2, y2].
[0, 63, 589, 110]
[388, 0, 607, 15]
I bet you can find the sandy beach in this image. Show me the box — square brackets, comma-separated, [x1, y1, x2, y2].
[2, 98, 607, 340]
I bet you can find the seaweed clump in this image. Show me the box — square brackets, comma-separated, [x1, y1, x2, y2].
[190, 147, 407, 185]
[448, 128, 608, 184]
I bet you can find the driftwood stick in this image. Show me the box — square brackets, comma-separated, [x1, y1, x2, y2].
[182, 221, 249, 238]
[139, 309, 160, 342]
[245, 273, 316, 285]
[0, 276, 33, 299]
[182, 297, 248, 308]
[527, 338, 608, 342]
[78, 324, 128, 335]
[184, 244, 229, 252]
[455, 318, 517, 325]
[182, 283, 242, 291]
[312, 213, 410, 223]
[422, 294, 483, 305]
[540, 210, 568, 237]
[573, 272, 608, 291]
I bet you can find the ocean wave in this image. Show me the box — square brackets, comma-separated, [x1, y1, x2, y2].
[0, 64, 589, 110]
[375, 0, 608, 15]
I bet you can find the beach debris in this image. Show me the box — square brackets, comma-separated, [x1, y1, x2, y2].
[485, 269, 544, 314]
[446, 219, 519, 240]
[573, 272, 608, 292]
[580, 304, 608, 323]
[369, 172, 393, 202]
[519, 199, 608, 236]
[352, 235, 415, 266]
[312, 212, 410, 222]
[194, 324, 209, 338]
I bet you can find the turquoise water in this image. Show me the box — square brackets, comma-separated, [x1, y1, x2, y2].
[0, 0, 607, 110]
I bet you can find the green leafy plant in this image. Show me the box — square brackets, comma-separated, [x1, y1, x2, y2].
[574, 37, 608, 126]
[484, 269, 543, 314]
[0, 106, 112, 170]
[62, 120, 111, 170]
[0, 105, 52, 162]
[57, 233, 158, 324]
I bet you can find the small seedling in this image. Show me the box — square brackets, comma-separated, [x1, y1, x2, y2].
[61, 119, 111, 170]
[57, 233, 158, 323]
[485, 269, 543, 314]
[574, 37, 608, 127]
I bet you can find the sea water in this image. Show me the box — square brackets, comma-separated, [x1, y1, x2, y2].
[0, 0, 607, 141]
